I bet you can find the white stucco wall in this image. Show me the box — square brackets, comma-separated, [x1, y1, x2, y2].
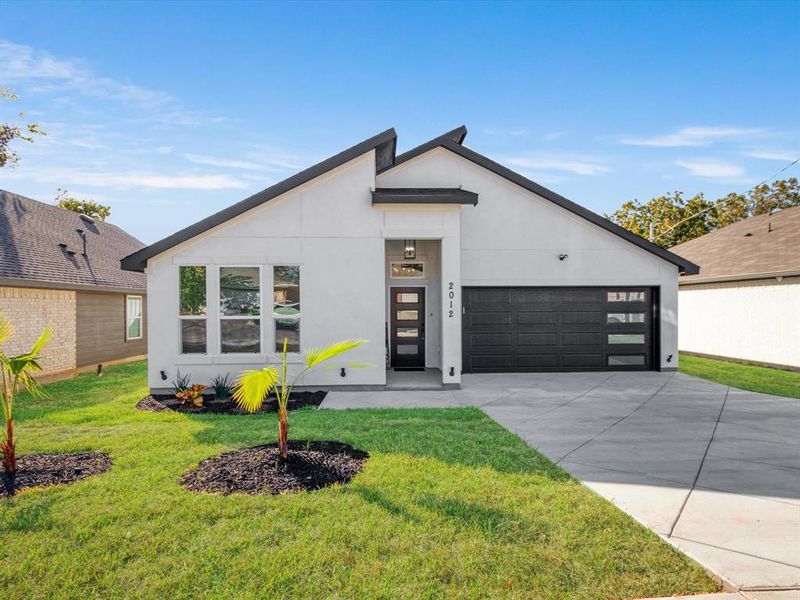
[377, 147, 682, 370]
[679, 277, 800, 368]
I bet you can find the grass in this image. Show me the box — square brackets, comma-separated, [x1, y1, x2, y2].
[679, 353, 800, 399]
[1, 361, 718, 599]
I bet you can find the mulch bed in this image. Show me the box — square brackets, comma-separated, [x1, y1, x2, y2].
[1, 451, 111, 498]
[181, 441, 368, 495]
[136, 391, 327, 414]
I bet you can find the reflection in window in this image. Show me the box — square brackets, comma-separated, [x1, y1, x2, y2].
[608, 334, 645, 344]
[219, 267, 260, 353]
[274, 265, 300, 352]
[397, 344, 418, 355]
[391, 262, 424, 278]
[179, 266, 206, 353]
[181, 320, 207, 354]
[607, 313, 645, 324]
[607, 291, 646, 302]
[608, 354, 645, 366]
[396, 310, 418, 321]
[220, 267, 260, 316]
[396, 327, 418, 338]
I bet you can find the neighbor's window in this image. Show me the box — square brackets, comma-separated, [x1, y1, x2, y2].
[391, 262, 425, 278]
[219, 266, 261, 353]
[179, 266, 207, 354]
[607, 290, 646, 302]
[125, 295, 143, 340]
[273, 265, 300, 353]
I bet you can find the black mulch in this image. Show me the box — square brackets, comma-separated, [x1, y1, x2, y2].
[136, 391, 327, 414]
[181, 441, 368, 495]
[1, 451, 111, 498]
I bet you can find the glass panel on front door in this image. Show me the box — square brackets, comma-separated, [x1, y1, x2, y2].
[390, 287, 425, 369]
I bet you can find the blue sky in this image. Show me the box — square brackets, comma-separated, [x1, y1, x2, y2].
[1, 1, 798, 243]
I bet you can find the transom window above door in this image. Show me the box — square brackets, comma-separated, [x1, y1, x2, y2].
[391, 262, 425, 278]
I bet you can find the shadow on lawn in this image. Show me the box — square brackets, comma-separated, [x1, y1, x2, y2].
[185, 406, 571, 480]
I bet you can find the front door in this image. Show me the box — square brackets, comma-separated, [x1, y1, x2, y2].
[390, 287, 425, 369]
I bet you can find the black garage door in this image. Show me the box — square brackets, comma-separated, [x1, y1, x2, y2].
[462, 287, 656, 372]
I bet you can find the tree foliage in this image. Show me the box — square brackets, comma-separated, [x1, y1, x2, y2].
[55, 188, 112, 221]
[606, 178, 800, 248]
[0, 88, 45, 168]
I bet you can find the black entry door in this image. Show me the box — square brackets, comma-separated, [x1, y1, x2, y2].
[462, 287, 655, 373]
[391, 287, 425, 369]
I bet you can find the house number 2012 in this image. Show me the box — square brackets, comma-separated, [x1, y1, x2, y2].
[448, 282, 455, 317]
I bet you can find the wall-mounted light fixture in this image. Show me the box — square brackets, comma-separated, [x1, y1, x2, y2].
[404, 239, 417, 260]
[340, 367, 347, 378]
[558, 253, 568, 261]
[160, 370, 168, 381]
[667, 354, 673, 363]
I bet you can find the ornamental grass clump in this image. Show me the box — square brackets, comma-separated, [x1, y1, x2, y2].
[0, 312, 51, 474]
[234, 338, 367, 460]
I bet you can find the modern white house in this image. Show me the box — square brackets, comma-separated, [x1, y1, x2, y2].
[672, 206, 800, 370]
[121, 126, 698, 392]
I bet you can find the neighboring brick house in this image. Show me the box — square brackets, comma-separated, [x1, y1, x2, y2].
[0, 190, 147, 380]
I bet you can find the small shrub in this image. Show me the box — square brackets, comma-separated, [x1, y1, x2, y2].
[171, 370, 191, 396]
[176, 384, 206, 408]
[210, 374, 233, 401]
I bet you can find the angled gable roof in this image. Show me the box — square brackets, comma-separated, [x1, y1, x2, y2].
[387, 127, 699, 275]
[122, 128, 397, 272]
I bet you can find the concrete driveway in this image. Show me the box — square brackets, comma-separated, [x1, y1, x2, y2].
[322, 372, 800, 591]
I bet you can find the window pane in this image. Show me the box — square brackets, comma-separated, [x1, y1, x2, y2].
[397, 344, 418, 355]
[607, 312, 645, 324]
[391, 263, 424, 278]
[127, 317, 141, 339]
[181, 320, 207, 354]
[396, 327, 418, 338]
[221, 319, 261, 353]
[220, 267, 260, 316]
[274, 266, 300, 352]
[180, 266, 207, 315]
[396, 310, 418, 320]
[396, 292, 419, 303]
[607, 290, 645, 302]
[608, 354, 645, 366]
[608, 334, 645, 344]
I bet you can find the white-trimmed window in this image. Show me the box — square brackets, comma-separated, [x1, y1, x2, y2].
[179, 265, 207, 354]
[219, 266, 261, 354]
[125, 295, 143, 340]
[273, 265, 300, 353]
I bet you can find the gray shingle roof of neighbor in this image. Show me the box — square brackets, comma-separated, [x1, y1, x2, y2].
[121, 125, 699, 275]
[670, 205, 800, 284]
[372, 188, 479, 205]
[0, 190, 146, 291]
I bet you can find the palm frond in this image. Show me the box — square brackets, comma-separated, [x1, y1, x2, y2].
[29, 327, 52, 357]
[233, 366, 279, 413]
[305, 339, 367, 368]
[0, 314, 13, 346]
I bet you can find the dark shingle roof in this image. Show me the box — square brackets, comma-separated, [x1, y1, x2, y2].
[0, 190, 146, 291]
[671, 206, 800, 283]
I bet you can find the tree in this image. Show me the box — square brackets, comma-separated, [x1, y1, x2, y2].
[607, 178, 800, 248]
[0, 88, 45, 168]
[55, 188, 111, 221]
[0, 313, 51, 474]
[234, 339, 367, 460]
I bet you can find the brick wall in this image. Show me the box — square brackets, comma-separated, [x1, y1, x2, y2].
[0, 286, 77, 375]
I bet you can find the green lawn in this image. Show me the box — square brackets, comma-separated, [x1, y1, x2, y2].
[1, 361, 718, 599]
[680, 354, 800, 399]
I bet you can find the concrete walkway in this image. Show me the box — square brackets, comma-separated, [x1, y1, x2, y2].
[321, 372, 800, 592]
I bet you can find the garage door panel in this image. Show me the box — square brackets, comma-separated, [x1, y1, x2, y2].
[517, 333, 558, 346]
[463, 287, 654, 373]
